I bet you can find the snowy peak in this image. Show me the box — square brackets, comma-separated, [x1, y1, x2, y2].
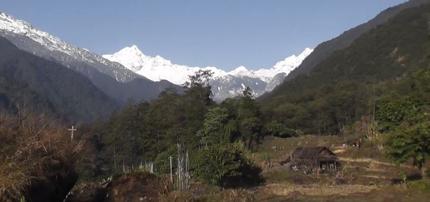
[103, 45, 313, 100]
[225, 48, 313, 82]
[118, 45, 144, 57]
[252, 48, 313, 81]
[274, 48, 313, 70]
[228, 66, 251, 77]
[104, 45, 151, 72]
[103, 45, 228, 85]
[103, 45, 313, 85]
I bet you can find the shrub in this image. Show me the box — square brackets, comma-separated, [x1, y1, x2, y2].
[265, 121, 297, 138]
[193, 144, 263, 188]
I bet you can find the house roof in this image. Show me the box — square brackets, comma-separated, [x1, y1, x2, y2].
[291, 146, 336, 160]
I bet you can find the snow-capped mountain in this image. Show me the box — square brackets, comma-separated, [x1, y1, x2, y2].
[103, 45, 312, 101]
[103, 45, 225, 85]
[0, 12, 140, 82]
[0, 10, 311, 102]
[0, 11, 180, 103]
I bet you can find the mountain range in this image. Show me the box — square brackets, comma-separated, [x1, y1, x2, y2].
[1, 0, 427, 123]
[0, 12, 179, 104]
[103, 45, 312, 101]
[0, 12, 312, 102]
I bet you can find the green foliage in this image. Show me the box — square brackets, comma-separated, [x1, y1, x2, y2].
[237, 87, 264, 149]
[376, 68, 430, 173]
[386, 122, 430, 170]
[94, 70, 217, 174]
[153, 146, 177, 174]
[193, 144, 262, 187]
[376, 97, 421, 132]
[197, 107, 234, 147]
[88, 71, 266, 189]
[265, 121, 297, 138]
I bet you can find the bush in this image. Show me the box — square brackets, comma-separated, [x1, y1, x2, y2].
[193, 144, 263, 188]
[265, 121, 297, 138]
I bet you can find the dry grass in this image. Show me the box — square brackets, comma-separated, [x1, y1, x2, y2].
[261, 183, 378, 197]
[0, 113, 83, 201]
[0, 162, 29, 200]
[339, 157, 411, 168]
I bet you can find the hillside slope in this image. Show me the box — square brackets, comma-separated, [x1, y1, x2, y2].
[0, 36, 118, 122]
[261, 3, 430, 134]
[0, 12, 180, 104]
[285, 0, 429, 81]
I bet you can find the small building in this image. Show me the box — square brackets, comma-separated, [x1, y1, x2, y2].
[281, 146, 340, 174]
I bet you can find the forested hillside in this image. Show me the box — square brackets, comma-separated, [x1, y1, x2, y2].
[0, 37, 118, 122]
[285, 0, 429, 81]
[261, 3, 430, 135]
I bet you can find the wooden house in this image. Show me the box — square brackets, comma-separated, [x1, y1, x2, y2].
[281, 146, 340, 174]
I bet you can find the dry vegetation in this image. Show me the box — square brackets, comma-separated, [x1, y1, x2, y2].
[0, 113, 82, 201]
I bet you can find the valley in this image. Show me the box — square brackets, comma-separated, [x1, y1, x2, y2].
[1, 0, 430, 201]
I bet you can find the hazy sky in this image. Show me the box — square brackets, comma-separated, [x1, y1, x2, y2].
[2, 0, 406, 70]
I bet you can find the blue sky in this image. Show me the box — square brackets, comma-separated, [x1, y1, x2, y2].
[2, 0, 406, 70]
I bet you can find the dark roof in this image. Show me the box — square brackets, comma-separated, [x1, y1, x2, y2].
[291, 146, 336, 159]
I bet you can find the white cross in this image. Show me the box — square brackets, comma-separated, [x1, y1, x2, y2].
[68, 125, 77, 141]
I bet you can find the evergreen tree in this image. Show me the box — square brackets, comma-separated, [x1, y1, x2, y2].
[238, 87, 263, 149]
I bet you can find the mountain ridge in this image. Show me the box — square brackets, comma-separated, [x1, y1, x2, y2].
[0, 11, 181, 104]
[103, 45, 312, 84]
[103, 45, 312, 100]
[260, 1, 430, 134]
[0, 36, 118, 122]
[284, 0, 430, 82]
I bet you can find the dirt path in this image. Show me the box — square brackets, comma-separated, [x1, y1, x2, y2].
[339, 157, 412, 169]
[259, 183, 378, 197]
